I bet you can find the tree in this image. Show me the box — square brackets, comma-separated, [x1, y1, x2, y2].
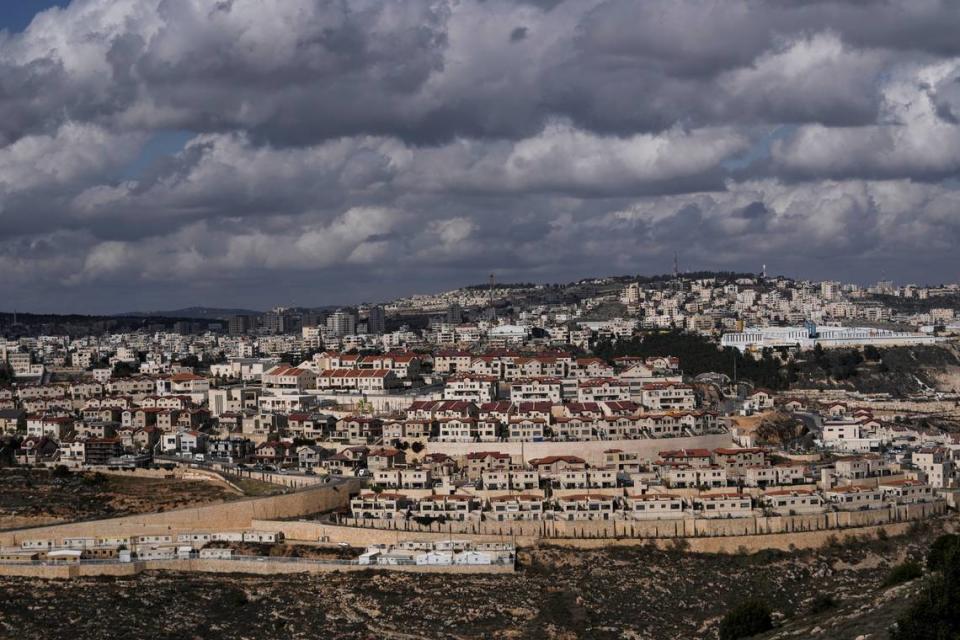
[883, 561, 922, 587]
[112, 361, 136, 378]
[719, 600, 773, 640]
[51, 465, 72, 479]
[812, 343, 827, 370]
[927, 534, 960, 572]
[178, 354, 201, 370]
[592, 331, 789, 390]
[892, 542, 960, 639]
[356, 399, 374, 415]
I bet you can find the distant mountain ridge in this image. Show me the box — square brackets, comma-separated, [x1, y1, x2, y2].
[122, 306, 263, 319]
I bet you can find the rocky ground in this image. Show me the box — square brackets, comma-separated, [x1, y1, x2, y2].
[0, 521, 949, 640]
[0, 468, 238, 528]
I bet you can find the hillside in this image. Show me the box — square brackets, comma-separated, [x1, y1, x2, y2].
[790, 342, 960, 395]
[758, 580, 921, 640]
[123, 307, 262, 319]
[0, 522, 948, 640]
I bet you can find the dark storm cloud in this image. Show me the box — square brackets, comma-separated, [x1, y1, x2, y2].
[0, 0, 958, 312]
[4, 0, 956, 145]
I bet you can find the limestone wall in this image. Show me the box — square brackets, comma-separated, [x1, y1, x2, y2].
[255, 501, 945, 548]
[547, 521, 919, 553]
[0, 480, 363, 547]
[417, 432, 735, 466]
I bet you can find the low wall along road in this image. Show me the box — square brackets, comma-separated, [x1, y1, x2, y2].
[0, 479, 363, 547]
[0, 556, 514, 579]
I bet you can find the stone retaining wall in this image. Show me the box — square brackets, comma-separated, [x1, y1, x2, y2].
[254, 501, 945, 549]
[417, 432, 734, 466]
[0, 480, 363, 547]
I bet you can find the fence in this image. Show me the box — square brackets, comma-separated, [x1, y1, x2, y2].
[0, 554, 515, 579]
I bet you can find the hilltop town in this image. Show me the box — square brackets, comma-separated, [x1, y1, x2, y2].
[2, 272, 960, 637]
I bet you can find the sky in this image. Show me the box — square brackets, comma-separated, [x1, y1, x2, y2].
[1, 1, 960, 314]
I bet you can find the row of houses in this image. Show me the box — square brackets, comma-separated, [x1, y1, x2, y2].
[350, 480, 938, 523]
[441, 375, 695, 409]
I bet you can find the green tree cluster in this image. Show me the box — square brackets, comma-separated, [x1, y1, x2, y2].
[593, 331, 788, 390]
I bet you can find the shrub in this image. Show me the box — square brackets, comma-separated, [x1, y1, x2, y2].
[83, 471, 107, 485]
[668, 537, 690, 554]
[719, 600, 773, 640]
[883, 561, 923, 588]
[808, 593, 837, 614]
[927, 534, 960, 572]
[410, 441, 424, 453]
[51, 465, 72, 479]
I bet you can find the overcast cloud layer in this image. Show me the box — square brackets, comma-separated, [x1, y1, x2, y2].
[2, 0, 960, 313]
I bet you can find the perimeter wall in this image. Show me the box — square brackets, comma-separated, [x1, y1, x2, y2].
[0, 480, 363, 546]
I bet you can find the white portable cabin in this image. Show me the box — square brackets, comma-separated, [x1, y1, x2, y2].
[98, 536, 131, 548]
[135, 546, 176, 560]
[431, 540, 471, 552]
[453, 550, 494, 565]
[210, 532, 245, 542]
[241, 531, 283, 543]
[46, 549, 82, 564]
[132, 534, 173, 545]
[377, 551, 418, 565]
[63, 537, 97, 550]
[177, 533, 214, 544]
[20, 539, 55, 550]
[415, 551, 453, 565]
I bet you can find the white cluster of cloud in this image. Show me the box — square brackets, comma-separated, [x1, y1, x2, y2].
[0, 0, 958, 311]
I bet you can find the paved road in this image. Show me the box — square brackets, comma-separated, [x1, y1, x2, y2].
[153, 455, 363, 491]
